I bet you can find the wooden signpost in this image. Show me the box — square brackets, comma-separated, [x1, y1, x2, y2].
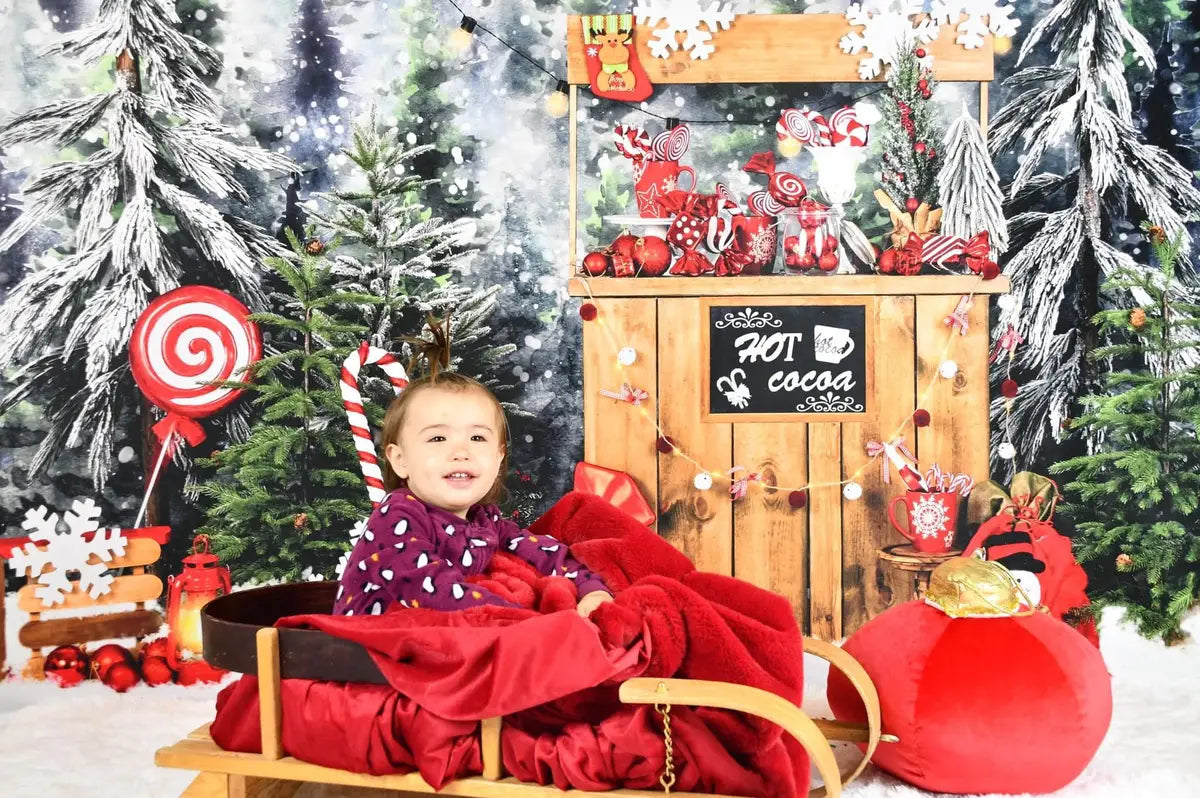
[567, 14, 1005, 640]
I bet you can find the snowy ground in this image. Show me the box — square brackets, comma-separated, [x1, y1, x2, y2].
[2, 592, 1199, 798]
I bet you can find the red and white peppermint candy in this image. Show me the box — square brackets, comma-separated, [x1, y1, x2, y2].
[802, 109, 833, 146]
[776, 108, 815, 145]
[747, 190, 786, 217]
[340, 342, 409, 507]
[130, 285, 262, 423]
[705, 215, 736, 254]
[829, 107, 869, 146]
[613, 124, 652, 161]
[714, 182, 741, 212]
[651, 124, 691, 162]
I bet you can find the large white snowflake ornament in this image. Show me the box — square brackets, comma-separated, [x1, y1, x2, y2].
[931, 1, 1019, 50]
[633, 0, 736, 60]
[6, 499, 128, 607]
[840, 1, 939, 80]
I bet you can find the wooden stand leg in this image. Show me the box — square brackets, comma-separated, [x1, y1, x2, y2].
[0, 587, 6, 678]
[227, 775, 300, 798]
[23, 649, 44, 680]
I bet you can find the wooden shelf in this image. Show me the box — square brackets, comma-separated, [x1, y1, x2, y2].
[568, 274, 1011, 298]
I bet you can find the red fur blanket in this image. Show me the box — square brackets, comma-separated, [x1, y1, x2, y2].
[210, 493, 808, 796]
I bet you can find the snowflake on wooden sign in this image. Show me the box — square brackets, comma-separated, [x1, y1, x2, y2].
[840, 1, 939, 79]
[930, 1, 1019, 49]
[6, 499, 128, 606]
[634, 0, 736, 60]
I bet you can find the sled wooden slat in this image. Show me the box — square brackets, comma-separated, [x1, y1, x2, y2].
[16, 573, 163, 612]
[565, 13, 995, 85]
[569, 275, 1011, 298]
[18, 608, 162, 648]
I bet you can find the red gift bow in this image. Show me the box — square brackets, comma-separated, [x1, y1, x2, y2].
[916, 231, 998, 277]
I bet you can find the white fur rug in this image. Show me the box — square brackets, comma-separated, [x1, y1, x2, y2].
[2, 592, 1198, 798]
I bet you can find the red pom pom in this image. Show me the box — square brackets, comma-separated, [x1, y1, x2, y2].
[581, 251, 610, 276]
[632, 236, 671, 276]
[656, 436, 677, 454]
[578, 303, 598, 321]
[981, 260, 1001, 280]
[141, 656, 176, 687]
[102, 662, 140, 693]
[913, 409, 931, 427]
[1001, 379, 1020, 398]
[788, 490, 808, 510]
[878, 248, 896, 274]
[905, 197, 920, 213]
[915, 47, 927, 58]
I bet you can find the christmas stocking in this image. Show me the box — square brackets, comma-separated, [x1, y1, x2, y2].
[582, 14, 654, 102]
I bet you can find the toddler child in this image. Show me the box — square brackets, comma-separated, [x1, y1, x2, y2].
[336, 371, 613, 618]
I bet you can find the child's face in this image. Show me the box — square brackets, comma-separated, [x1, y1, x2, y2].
[385, 387, 504, 518]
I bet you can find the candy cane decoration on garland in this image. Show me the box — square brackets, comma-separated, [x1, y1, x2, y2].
[340, 342, 409, 507]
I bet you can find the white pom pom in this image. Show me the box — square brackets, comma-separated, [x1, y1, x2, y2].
[938, 360, 959, 379]
[693, 473, 713, 491]
[842, 481, 863, 501]
[617, 347, 638, 366]
[998, 441, 1016, 460]
[997, 294, 1017, 312]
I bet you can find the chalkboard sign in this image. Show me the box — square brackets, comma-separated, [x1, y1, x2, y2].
[704, 300, 870, 420]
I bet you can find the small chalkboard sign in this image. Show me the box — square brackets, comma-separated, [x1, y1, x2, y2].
[704, 300, 871, 420]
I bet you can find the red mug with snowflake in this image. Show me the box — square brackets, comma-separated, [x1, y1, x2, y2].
[888, 490, 960, 552]
[635, 161, 696, 217]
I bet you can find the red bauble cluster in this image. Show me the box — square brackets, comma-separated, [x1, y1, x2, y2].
[43, 645, 89, 688]
[581, 233, 673, 278]
[38, 637, 221, 692]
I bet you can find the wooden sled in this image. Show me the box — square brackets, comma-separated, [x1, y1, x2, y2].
[156, 583, 888, 798]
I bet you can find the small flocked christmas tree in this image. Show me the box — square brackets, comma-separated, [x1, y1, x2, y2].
[878, 45, 941, 212]
[194, 234, 379, 582]
[308, 112, 515, 402]
[1051, 224, 1200, 644]
[937, 106, 1008, 259]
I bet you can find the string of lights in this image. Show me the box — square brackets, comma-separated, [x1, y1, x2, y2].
[573, 274, 989, 505]
[441, 0, 888, 124]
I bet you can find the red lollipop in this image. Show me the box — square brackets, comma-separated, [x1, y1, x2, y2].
[129, 286, 262, 525]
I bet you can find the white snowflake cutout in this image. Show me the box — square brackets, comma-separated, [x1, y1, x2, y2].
[840, 1, 939, 80]
[930, 0, 1019, 50]
[334, 518, 370, 579]
[6, 499, 128, 606]
[634, 0, 736, 60]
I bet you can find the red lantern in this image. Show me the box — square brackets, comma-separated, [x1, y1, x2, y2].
[166, 535, 231, 670]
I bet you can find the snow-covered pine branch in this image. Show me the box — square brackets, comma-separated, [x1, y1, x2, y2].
[986, 0, 1200, 473]
[0, 0, 296, 488]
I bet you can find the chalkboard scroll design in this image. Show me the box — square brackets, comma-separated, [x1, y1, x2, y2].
[716, 368, 751, 408]
[796, 392, 864, 413]
[714, 308, 784, 330]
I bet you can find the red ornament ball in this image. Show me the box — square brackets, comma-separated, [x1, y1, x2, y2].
[141, 656, 176, 687]
[914, 142, 927, 155]
[915, 47, 927, 58]
[896, 171, 906, 181]
[175, 660, 227, 686]
[656, 435, 677, 454]
[581, 251, 610, 277]
[102, 662, 140, 693]
[610, 233, 638, 259]
[90, 643, 134, 681]
[824, 236, 839, 252]
[1001, 379, 1020, 399]
[632, 235, 671, 276]
[788, 490, 808, 510]
[905, 197, 920, 213]
[818, 251, 839, 272]
[878, 248, 896, 274]
[912, 408, 931, 427]
[44, 645, 89, 687]
[797, 252, 817, 270]
[926, 147, 936, 159]
[578, 302, 598, 322]
[917, 78, 929, 90]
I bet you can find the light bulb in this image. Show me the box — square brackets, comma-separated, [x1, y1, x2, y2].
[993, 36, 1013, 56]
[778, 136, 803, 159]
[545, 80, 570, 118]
[449, 16, 477, 53]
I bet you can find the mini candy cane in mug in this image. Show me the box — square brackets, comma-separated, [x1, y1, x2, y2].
[924, 463, 975, 496]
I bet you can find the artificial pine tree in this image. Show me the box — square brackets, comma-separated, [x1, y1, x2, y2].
[0, 0, 293, 486]
[1050, 224, 1200, 644]
[307, 112, 515, 399]
[878, 45, 941, 212]
[937, 106, 1009, 259]
[988, 0, 1200, 470]
[194, 234, 379, 581]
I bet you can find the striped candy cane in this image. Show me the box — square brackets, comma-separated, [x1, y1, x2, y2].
[340, 342, 409, 507]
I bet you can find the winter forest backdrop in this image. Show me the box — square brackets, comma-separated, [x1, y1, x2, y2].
[1, 1, 1198, 615]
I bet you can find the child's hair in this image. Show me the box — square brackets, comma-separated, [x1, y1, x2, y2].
[380, 371, 509, 505]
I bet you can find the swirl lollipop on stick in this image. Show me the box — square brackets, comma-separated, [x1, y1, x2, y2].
[129, 286, 262, 526]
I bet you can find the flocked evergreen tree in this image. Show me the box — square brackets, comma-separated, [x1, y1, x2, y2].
[937, 106, 1009, 259]
[308, 113, 516, 406]
[1051, 224, 1200, 644]
[0, 0, 293, 486]
[195, 234, 378, 581]
[878, 45, 941, 211]
[988, 0, 1200, 470]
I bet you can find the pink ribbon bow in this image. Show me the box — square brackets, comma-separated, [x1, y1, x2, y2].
[727, 466, 760, 500]
[943, 295, 973, 336]
[600, 383, 649, 406]
[990, 324, 1025, 364]
[865, 437, 916, 485]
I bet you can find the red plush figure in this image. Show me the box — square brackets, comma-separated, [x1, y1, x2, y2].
[581, 14, 653, 102]
[828, 559, 1112, 795]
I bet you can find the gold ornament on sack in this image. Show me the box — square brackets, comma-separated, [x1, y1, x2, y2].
[925, 557, 1036, 618]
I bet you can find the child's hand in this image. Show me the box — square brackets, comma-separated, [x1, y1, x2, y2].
[576, 590, 614, 618]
